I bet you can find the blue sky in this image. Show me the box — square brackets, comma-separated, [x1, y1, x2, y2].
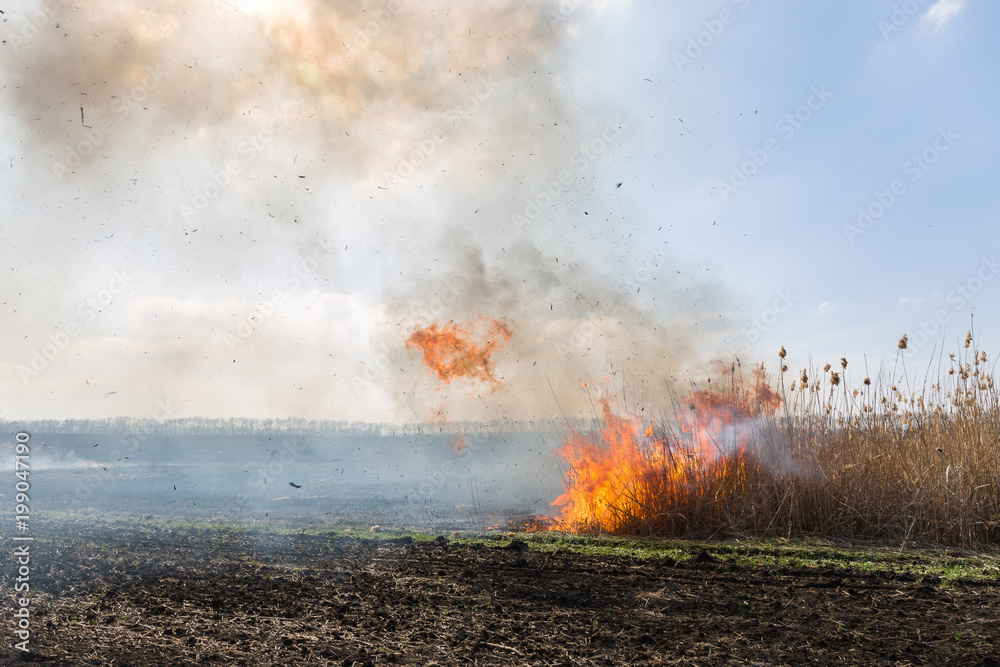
[583, 0, 1000, 375]
[1, 0, 997, 422]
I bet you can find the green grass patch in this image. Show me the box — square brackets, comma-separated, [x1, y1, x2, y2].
[30, 510, 1000, 583]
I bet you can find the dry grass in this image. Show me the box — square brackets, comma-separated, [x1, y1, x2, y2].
[556, 331, 1000, 548]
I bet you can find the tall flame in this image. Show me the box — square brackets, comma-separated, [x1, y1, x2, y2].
[552, 370, 783, 533]
[406, 318, 512, 390]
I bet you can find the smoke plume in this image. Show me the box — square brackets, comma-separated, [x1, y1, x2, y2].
[3, 0, 734, 422]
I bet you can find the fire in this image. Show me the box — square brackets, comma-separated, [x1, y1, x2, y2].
[552, 370, 782, 534]
[406, 318, 512, 390]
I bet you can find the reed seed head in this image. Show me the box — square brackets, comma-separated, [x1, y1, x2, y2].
[898, 334, 908, 350]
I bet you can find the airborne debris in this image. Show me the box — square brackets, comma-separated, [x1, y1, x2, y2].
[289, 482, 302, 488]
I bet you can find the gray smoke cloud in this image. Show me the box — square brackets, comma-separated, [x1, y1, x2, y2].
[2, 0, 735, 422]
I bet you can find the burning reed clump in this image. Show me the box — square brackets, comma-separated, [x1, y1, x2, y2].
[553, 332, 1000, 548]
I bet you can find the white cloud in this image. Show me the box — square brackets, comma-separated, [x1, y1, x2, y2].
[0, 292, 393, 422]
[813, 301, 834, 317]
[922, 0, 968, 33]
[898, 291, 940, 306]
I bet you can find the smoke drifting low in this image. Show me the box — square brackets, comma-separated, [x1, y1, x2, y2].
[4, 0, 735, 422]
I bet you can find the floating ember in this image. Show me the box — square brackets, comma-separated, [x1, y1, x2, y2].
[406, 318, 513, 391]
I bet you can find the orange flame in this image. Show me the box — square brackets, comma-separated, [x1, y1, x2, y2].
[406, 318, 512, 390]
[680, 379, 782, 460]
[552, 370, 782, 533]
[428, 410, 467, 454]
[551, 398, 658, 532]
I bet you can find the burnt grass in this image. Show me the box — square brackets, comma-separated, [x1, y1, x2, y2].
[4, 518, 1000, 666]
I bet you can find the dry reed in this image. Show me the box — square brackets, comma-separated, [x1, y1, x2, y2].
[557, 332, 1000, 548]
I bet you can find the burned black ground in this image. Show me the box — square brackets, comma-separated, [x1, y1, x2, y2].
[4, 517, 1000, 665]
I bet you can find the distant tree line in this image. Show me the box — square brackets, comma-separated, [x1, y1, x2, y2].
[0, 416, 582, 437]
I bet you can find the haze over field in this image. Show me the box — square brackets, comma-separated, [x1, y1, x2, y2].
[1, 0, 998, 424]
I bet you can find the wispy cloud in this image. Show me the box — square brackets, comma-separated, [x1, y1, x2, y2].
[898, 292, 940, 307]
[813, 301, 834, 317]
[922, 0, 968, 33]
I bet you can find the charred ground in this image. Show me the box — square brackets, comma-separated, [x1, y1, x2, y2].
[4, 516, 1000, 665]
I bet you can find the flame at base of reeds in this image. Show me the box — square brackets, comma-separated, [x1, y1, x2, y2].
[552, 368, 786, 536]
[551, 334, 1000, 548]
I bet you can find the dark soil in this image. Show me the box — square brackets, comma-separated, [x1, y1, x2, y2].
[4, 522, 1000, 665]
